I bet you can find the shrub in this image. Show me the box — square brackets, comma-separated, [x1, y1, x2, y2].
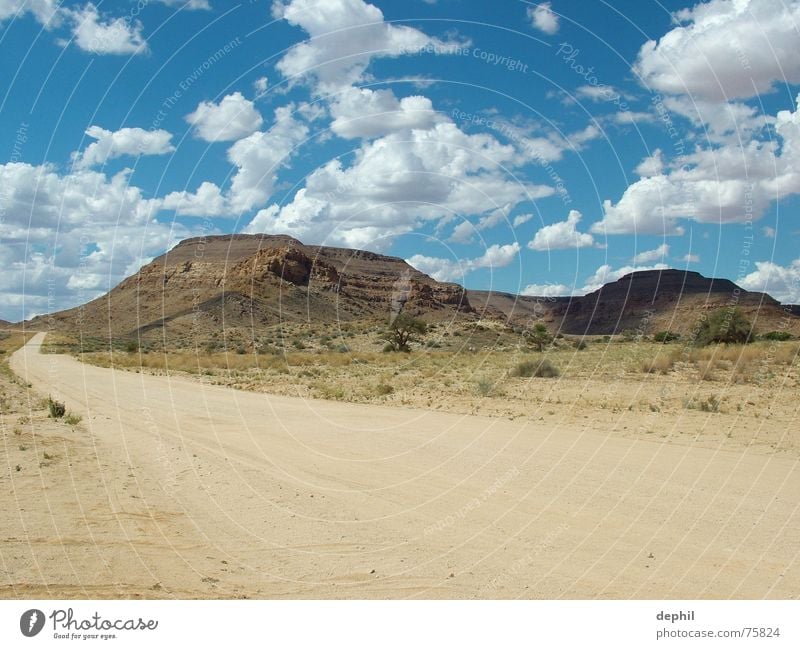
[512, 358, 560, 378]
[125, 340, 139, 353]
[653, 331, 680, 343]
[761, 331, 792, 341]
[64, 413, 82, 426]
[574, 340, 588, 350]
[695, 307, 754, 345]
[47, 397, 66, 419]
[525, 323, 553, 352]
[641, 355, 674, 374]
[380, 312, 427, 352]
[475, 377, 497, 396]
[375, 383, 394, 396]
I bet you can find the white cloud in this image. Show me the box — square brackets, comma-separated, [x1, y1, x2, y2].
[632, 243, 669, 264]
[513, 212, 534, 227]
[273, 0, 464, 92]
[449, 205, 513, 244]
[740, 259, 800, 302]
[527, 2, 559, 35]
[0, 0, 60, 25]
[245, 119, 552, 248]
[634, 149, 664, 177]
[155, 0, 211, 9]
[0, 161, 201, 321]
[161, 181, 227, 217]
[681, 253, 700, 263]
[575, 85, 630, 103]
[72, 125, 174, 169]
[592, 94, 800, 235]
[67, 3, 148, 55]
[521, 283, 573, 297]
[254, 76, 269, 97]
[186, 92, 264, 142]
[762, 226, 776, 238]
[528, 210, 594, 251]
[635, 0, 800, 102]
[330, 87, 441, 139]
[227, 104, 309, 212]
[612, 110, 657, 126]
[406, 242, 520, 283]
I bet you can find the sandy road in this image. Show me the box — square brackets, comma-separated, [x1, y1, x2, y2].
[6, 332, 800, 598]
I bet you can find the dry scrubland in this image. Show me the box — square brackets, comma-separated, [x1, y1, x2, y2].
[45, 322, 800, 457]
[3, 329, 800, 599]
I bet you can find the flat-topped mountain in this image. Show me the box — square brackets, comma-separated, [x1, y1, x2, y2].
[37, 234, 471, 338]
[472, 269, 796, 336]
[23, 236, 800, 340]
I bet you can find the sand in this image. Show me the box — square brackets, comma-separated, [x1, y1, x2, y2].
[3, 332, 799, 599]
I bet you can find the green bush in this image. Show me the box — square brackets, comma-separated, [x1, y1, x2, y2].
[695, 307, 754, 345]
[475, 377, 497, 396]
[47, 397, 66, 419]
[574, 340, 588, 350]
[653, 331, 680, 343]
[761, 331, 792, 341]
[125, 340, 139, 353]
[375, 383, 394, 396]
[511, 358, 560, 378]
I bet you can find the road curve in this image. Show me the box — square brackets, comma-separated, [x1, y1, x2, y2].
[9, 332, 800, 598]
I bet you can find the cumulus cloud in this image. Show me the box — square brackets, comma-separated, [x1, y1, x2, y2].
[592, 93, 800, 235]
[521, 283, 573, 297]
[635, 0, 800, 102]
[406, 242, 520, 282]
[0, 0, 61, 25]
[244, 119, 552, 248]
[449, 205, 514, 244]
[513, 213, 534, 228]
[681, 253, 700, 263]
[632, 243, 669, 264]
[186, 92, 264, 142]
[762, 226, 776, 238]
[161, 181, 227, 217]
[528, 210, 594, 251]
[67, 3, 148, 55]
[225, 105, 309, 212]
[740, 259, 800, 303]
[273, 0, 465, 92]
[0, 161, 200, 320]
[72, 125, 174, 169]
[527, 2, 559, 35]
[634, 149, 664, 177]
[330, 87, 441, 139]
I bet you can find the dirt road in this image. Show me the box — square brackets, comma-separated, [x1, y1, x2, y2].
[5, 333, 799, 598]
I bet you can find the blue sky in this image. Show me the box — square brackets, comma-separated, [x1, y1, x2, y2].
[1, 0, 800, 321]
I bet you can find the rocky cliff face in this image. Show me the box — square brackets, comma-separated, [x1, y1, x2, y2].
[44, 234, 472, 337]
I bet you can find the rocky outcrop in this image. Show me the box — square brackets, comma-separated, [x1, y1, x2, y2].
[41, 234, 473, 337]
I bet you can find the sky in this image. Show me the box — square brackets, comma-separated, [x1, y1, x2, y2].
[1, 0, 800, 321]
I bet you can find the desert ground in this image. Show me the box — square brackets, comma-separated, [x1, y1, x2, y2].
[1, 330, 799, 599]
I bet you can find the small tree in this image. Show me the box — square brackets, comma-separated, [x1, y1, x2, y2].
[381, 312, 427, 352]
[696, 307, 754, 345]
[526, 323, 553, 352]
